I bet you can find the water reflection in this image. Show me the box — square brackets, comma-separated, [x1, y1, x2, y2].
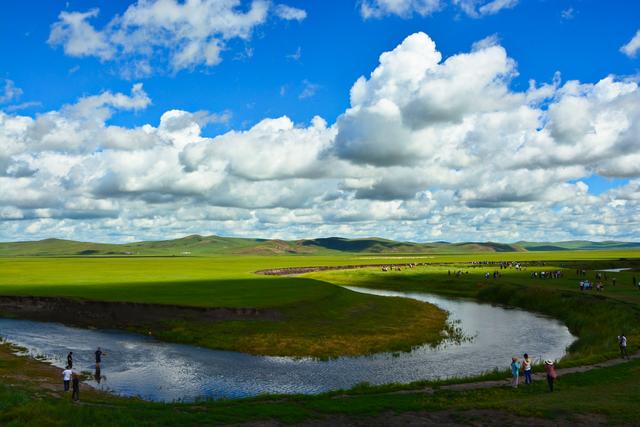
[0, 287, 575, 402]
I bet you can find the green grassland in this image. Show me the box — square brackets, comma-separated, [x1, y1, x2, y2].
[0, 256, 452, 358]
[3, 235, 639, 256]
[2, 340, 640, 426]
[0, 252, 639, 359]
[308, 260, 640, 365]
[1, 249, 640, 425]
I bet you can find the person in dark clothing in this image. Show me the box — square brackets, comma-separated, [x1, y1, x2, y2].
[94, 366, 103, 384]
[71, 373, 80, 402]
[67, 352, 73, 368]
[95, 347, 104, 367]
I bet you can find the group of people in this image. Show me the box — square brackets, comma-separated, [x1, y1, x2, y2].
[484, 271, 502, 280]
[531, 270, 563, 279]
[510, 334, 631, 392]
[510, 354, 558, 392]
[579, 280, 606, 291]
[61, 347, 105, 402]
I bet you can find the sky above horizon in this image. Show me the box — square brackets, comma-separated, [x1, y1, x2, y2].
[1, 0, 640, 243]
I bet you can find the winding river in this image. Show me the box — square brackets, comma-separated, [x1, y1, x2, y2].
[0, 287, 576, 402]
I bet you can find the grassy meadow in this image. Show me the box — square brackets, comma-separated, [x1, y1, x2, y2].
[0, 256, 453, 357]
[1, 249, 640, 425]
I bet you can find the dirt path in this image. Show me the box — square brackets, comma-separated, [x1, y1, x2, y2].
[235, 354, 638, 427]
[321, 352, 640, 398]
[240, 410, 610, 427]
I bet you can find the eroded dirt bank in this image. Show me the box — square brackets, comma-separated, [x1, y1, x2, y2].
[0, 295, 282, 330]
[255, 263, 423, 275]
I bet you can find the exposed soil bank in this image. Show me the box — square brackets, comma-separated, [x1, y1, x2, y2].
[255, 263, 423, 275]
[0, 295, 282, 330]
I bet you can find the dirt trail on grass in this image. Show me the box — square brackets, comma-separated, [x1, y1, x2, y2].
[236, 356, 638, 427]
[241, 410, 610, 427]
[437, 352, 640, 392]
[323, 351, 640, 399]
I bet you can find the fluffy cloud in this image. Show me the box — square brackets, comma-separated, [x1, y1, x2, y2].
[48, 8, 115, 60]
[274, 4, 307, 21]
[48, 0, 306, 75]
[360, 0, 516, 19]
[0, 80, 23, 104]
[621, 30, 640, 58]
[453, 0, 518, 18]
[2, 32, 640, 242]
[360, 0, 443, 19]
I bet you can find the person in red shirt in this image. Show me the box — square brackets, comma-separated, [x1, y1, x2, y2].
[544, 360, 557, 392]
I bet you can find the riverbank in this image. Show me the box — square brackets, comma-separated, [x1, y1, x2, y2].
[0, 285, 572, 401]
[2, 253, 640, 425]
[2, 338, 640, 426]
[307, 260, 640, 366]
[0, 257, 450, 358]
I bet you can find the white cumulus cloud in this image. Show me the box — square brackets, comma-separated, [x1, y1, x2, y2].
[361, 0, 517, 19]
[3, 32, 640, 243]
[48, 0, 307, 75]
[621, 30, 640, 58]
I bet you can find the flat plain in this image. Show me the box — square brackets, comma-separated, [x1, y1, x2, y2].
[1, 249, 640, 425]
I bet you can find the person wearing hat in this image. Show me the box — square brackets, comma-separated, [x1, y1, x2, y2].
[544, 360, 557, 392]
[510, 357, 521, 388]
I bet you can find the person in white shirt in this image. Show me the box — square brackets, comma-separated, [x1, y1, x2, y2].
[522, 353, 534, 385]
[62, 366, 73, 392]
[618, 334, 629, 359]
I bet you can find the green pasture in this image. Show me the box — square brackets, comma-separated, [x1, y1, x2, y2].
[0, 252, 639, 359]
[0, 256, 451, 357]
[1, 250, 640, 425]
[2, 341, 640, 426]
[308, 259, 640, 364]
[0, 250, 636, 304]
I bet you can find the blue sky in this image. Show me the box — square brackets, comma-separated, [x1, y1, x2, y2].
[3, 1, 639, 130]
[1, 0, 639, 243]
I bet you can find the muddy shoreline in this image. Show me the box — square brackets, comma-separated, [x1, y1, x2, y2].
[255, 263, 424, 275]
[0, 295, 282, 331]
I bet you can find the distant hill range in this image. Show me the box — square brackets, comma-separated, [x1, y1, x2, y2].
[1, 236, 639, 256]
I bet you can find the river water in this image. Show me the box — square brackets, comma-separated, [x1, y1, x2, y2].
[0, 287, 575, 402]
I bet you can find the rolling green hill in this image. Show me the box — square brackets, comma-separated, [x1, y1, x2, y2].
[0, 235, 638, 257]
[516, 240, 640, 251]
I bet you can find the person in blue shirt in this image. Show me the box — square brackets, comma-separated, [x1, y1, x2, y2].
[511, 357, 521, 388]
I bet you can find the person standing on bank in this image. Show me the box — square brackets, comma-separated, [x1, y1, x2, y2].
[510, 357, 521, 388]
[62, 366, 73, 392]
[618, 334, 629, 359]
[95, 347, 104, 368]
[522, 353, 533, 385]
[544, 360, 557, 392]
[71, 373, 80, 402]
[67, 351, 73, 368]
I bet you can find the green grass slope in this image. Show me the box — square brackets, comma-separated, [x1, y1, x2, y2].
[1, 235, 639, 257]
[517, 240, 640, 251]
[0, 236, 528, 256]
